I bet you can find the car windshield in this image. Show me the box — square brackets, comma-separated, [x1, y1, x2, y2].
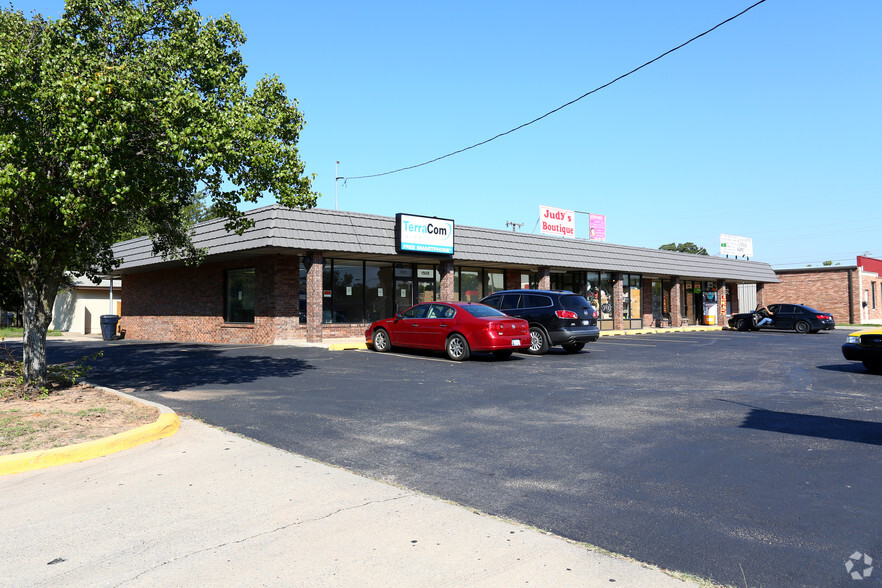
[559, 295, 593, 310]
[461, 304, 507, 318]
[799, 305, 823, 314]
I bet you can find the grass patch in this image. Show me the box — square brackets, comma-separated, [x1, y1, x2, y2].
[0, 327, 63, 338]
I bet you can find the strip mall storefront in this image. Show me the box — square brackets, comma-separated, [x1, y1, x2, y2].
[113, 206, 779, 344]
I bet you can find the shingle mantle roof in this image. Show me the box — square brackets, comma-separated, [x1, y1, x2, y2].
[113, 205, 779, 283]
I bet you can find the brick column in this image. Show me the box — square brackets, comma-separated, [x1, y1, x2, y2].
[268, 254, 300, 342]
[504, 269, 521, 290]
[612, 273, 624, 330]
[306, 252, 323, 343]
[671, 276, 682, 327]
[716, 280, 728, 326]
[756, 283, 765, 307]
[439, 259, 455, 300]
[538, 267, 551, 290]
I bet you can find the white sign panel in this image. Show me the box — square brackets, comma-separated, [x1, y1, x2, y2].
[396, 213, 455, 255]
[720, 234, 753, 257]
[539, 205, 575, 238]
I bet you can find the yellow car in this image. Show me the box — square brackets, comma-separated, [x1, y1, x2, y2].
[842, 327, 882, 373]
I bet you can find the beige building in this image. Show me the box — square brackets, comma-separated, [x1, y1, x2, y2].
[50, 277, 122, 335]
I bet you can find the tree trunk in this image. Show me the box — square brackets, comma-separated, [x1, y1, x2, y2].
[19, 271, 62, 391]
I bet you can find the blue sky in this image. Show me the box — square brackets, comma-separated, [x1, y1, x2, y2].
[16, 1, 882, 268]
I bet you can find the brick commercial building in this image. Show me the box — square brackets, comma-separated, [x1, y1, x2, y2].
[112, 206, 779, 344]
[764, 256, 882, 325]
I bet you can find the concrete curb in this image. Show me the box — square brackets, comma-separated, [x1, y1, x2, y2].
[599, 326, 723, 336]
[328, 341, 369, 350]
[0, 384, 180, 476]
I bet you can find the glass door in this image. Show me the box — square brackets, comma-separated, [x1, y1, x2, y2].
[395, 279, 413, 314]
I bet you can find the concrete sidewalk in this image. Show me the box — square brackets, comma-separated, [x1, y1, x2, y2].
[1, 417, 696, 587]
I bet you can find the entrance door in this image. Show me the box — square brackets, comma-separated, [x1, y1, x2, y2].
[395, 279, 413, 314]
[416, 278, 436, 304]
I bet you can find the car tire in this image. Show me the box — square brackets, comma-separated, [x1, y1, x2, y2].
[527, 326, 550, 355]
[735, 318, 749, 331]
[372, 328, 391, 352]
[862, 360, 882, 374]
[492, 350, 514, 360]
[446, 333, 470, 361]
[794, 321, 811, 334]
[562, 342, 585, 353]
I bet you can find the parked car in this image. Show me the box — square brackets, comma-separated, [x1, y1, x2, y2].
[728, 303, 835, 333]
[364, 301, 530, 361]
[479, 290, 599, 354]
[841, 327, 882, 373]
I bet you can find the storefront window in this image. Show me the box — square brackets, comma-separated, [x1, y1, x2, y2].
[520, 272, 538, 289]
[586, 271, 600, 310]
[365, 262, 394, 322]
[623, 274, 642, 319]
[325, 260, 364, 323]
[225, 268, 255, 323]
[652, 280, 671, 323]
[416, 265, 438, 304]
[459, 267, 482, 302]
[598, 273, 613, 320]
[485, 270, 504, 295]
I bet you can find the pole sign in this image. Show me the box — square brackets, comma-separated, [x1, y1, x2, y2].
[539, 205, 575, 238]
[395, 213, 455, 255]
[720, 234, 753, 257]
[588, 213, 606, 241]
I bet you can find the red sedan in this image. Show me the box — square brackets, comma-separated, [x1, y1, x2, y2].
[364, 302, 530, 361]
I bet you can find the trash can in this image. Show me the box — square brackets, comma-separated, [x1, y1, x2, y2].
[100, 315, 120, 341]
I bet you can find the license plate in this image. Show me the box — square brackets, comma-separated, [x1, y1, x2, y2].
[582, 320, 591, 325]
[511, 339, 521, 346]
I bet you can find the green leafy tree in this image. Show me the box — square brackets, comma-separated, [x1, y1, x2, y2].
[659, 242, 709, 255]
[0, 0, 317, 390]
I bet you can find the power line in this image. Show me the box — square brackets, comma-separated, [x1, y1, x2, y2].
[343, 0, 769, 181]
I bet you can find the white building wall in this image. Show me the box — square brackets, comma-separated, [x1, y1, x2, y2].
[51, 287, 121, 335]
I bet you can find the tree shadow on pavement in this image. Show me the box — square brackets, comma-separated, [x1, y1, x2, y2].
[33, 340, 315, 392]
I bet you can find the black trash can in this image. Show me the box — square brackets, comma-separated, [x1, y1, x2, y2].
[100, 315, 120, 341]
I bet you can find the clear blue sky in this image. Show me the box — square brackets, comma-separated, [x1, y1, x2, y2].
[14, 1, 882, 268]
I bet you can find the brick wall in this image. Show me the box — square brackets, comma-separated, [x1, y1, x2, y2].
[764, 269, 854, 324]
[122, 255, 305, 345]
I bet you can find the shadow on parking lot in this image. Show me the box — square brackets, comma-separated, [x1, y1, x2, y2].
[31, 341, 317, 392]
[816, 363, 880, 375]
[740, 407, 882, 446]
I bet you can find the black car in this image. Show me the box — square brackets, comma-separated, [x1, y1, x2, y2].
[479, 289, 599, 354]
[728, 303, 835, 334]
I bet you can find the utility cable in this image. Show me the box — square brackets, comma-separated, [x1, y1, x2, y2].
[344, 0, 768, 181]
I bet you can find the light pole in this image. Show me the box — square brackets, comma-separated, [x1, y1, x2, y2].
[335, 161, 341, 210]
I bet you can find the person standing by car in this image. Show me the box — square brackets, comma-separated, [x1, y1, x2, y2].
[755, 304, 774, 327]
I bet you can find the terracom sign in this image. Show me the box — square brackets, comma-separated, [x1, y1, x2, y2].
[395, 213, 455, 255]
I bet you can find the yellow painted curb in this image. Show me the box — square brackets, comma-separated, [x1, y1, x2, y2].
[329, 342, 368, 350]
[600, 326, 723, 337]
[0, 407, 180, 477]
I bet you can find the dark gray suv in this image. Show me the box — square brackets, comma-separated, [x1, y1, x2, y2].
[479, 290, 600, 354]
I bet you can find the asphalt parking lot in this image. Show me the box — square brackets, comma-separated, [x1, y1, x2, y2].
[33, 329, 882, 586]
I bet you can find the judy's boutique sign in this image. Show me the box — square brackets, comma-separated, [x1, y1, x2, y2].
[395, 213, 455, 255]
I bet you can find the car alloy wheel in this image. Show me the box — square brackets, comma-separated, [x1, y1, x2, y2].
[528, 327, 549, 355]
[373, 329, 391, 352]
[795, 321, 811, 334]
[446, 333, 470, 361]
